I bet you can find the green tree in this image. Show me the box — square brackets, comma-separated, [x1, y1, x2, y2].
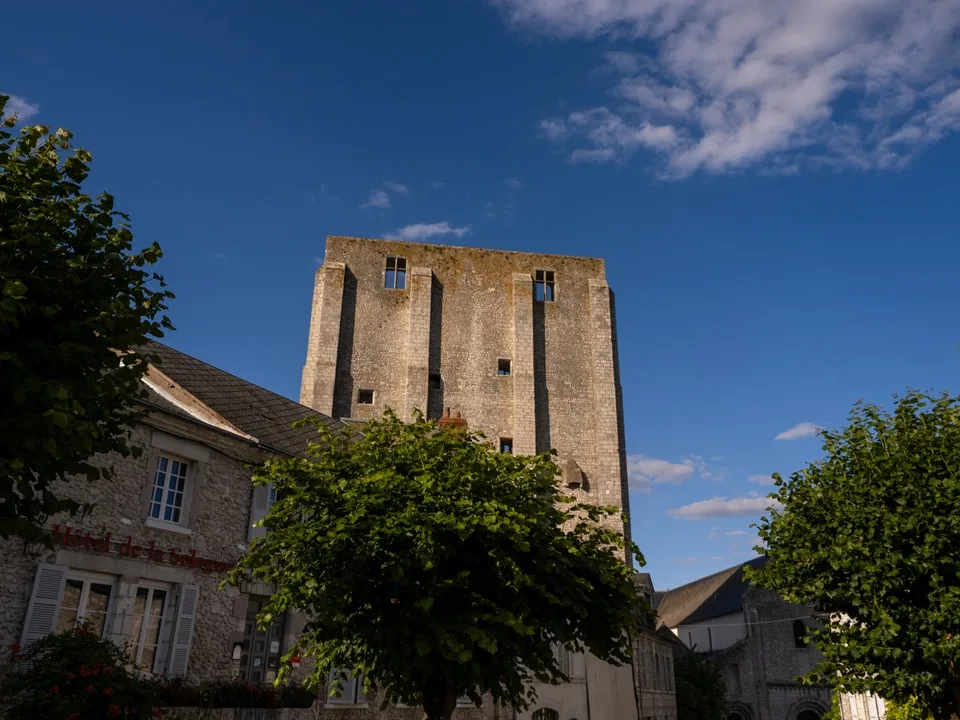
[224, 411, 645, 720]
[674, 651, 727, 720]
[750, 391, 960, 720]
[0, 96, 173, 542]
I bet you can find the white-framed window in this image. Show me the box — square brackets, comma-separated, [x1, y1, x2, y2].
[149, 455, 189, 525]
[326, 670, 366, 706]
[553, 643, 571, 677]
[126, 582, 170, 673]
[56, 570, 116, 638]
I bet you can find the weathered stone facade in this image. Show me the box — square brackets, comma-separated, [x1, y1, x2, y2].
[656, 560, 832, 720]
[301, 237, 638, 719]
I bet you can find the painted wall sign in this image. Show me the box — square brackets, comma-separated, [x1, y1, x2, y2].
[52, 525, 236, 574]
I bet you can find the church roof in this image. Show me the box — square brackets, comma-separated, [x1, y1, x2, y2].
[139, 340, 343, 457]
[656, 556, 768, 629]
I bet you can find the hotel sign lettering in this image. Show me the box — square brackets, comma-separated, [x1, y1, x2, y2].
[52, 525, 236, 574]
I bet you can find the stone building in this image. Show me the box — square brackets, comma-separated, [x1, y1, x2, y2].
[635, 574, 680, 720]
[0, 342, 490, 719]
[655, 558, 832, 720]
[301, 236, 638, 720]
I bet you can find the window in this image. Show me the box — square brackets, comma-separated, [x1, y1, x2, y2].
[326, 670, 366, 705]
[793, 619, 808, 648]
[357, 389, 375, 405]
[149, 455, 188, 524]
[56, 573, 115, 638]
[533, 710, 559, 720]
[553, 644, 571, 676]
[268, 483, 278, 508]
[497, 358, 512, 376]
[385, 256, 407, 290]
[127, 584, 169, 672]
[429, 373, 442, 391]
[499, 438, 513, 454]
[239, 596, 286, 685]
[534, 270, 555, 302]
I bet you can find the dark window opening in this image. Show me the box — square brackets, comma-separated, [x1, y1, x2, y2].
[429, 373, 442, 391]
[385, 256, 407, 290]
[357, 389, 375, 405]
[798, 711, 821, 720]
[793, 619, 808, 648]
[532, 710, 559, 720]
[499, 438, 513, 454]
[497, 358, 512, 376]
[534, 270, 555, 302]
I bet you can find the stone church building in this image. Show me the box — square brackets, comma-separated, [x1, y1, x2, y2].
[655, 558, 832, 720]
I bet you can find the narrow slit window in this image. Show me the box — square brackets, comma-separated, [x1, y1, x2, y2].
[429, 373, 442, 391]
[534, 270, 555, 302]
[499, 438, 513, 454]
[385, 256, 407, 290]
[497, 358, 512, 376]
[357, 389, 375, 405]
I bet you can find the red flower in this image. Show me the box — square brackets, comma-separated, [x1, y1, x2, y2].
[67, 714, 80, 720]
[102, 687, 113, 695]
[152, 710, 165, 718]
[86, 684, 97, 694]
[50, 685, 60, 694]
[108, 704, 122, 718]
[8, 643, 20, 653]
[66, 672, 77, 680]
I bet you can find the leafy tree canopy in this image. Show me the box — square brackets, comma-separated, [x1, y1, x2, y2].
[0, 96, 173, 542]
[750, 391, 960, 720]
[224, 411, 646, 720]
[675, 650, 727, 720]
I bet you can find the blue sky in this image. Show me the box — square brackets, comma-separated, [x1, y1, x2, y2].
[5, 0, 960, 589]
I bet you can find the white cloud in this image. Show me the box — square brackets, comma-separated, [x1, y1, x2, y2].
[383, 181, 410, 195]
[672, 557, 699, 566]
[725, 529, 747, 536]
[385, 222, 470, 241]
[430, 180, 447, 188]
[668, 496, 783, 520]
[627, 455, 695, 490]
[505, 176, 524, 190]
[775, 422, 821, 441]
[748, 474, 775, 485]
[1, 94, 39, 122]
[361, 190, 391, 209]
[491, 0, 960, 176]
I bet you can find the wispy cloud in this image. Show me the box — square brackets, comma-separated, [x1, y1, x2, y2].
[211, 251, 228, 261]
[430, 180, 447, 189]
[775, 422, 821, 441]
[385, 222, 470, 241]
[748, 474, 776, 485]
[491, 0, 960, 176]
[383, 181, 410, 196]
[725, 529, 747, 536]
[671, 557, 699, 566]
[627, 455, 694, 490]
[1, 94, 39, 122]
[361, 190, 392, 209]
[668, 495, 782, 520]
[505, 176, 524, 190]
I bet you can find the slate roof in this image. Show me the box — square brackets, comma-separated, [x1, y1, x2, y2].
[140, 340, 343, 457]
[656, 556, 768, 629]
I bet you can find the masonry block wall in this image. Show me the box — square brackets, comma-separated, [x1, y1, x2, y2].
[711, 588, 832, 720]
[301, 236, 632, 542]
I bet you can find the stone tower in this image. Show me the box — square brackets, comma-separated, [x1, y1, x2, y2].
[300, 236, 638, 718]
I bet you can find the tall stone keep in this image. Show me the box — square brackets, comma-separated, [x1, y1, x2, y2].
[301, 235, 631, 538]
[301, 235, 638, 719]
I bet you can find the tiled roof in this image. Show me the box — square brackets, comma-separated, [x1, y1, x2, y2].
[656, 556, 768, 629]
[141, 340, 343, 457]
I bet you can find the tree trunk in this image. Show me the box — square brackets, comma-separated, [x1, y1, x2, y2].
[421, 686, 458, 720]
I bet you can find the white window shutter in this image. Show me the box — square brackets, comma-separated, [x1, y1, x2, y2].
[248, 484, 271, 541]
[327, 670, 363, 704]
[20, 563, 69, 648]
[166, 584, 199, 678]
[153, 587, 179, 676]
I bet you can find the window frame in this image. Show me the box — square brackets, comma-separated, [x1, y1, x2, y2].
[499, 438, 514, 454]
[127, 580, 172, 674]
[325, 669, 367, 707]
[357, 389, 375, 405]
[534, 269, 556, 302]
[147, 454, 190, 528]
[384, 256, 407, 290]
[56, 570, 117, 639]
[497, 358, 512, 376]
